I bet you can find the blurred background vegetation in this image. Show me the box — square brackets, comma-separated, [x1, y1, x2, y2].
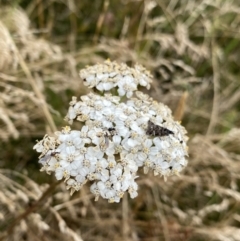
[1, 0, 240, 240]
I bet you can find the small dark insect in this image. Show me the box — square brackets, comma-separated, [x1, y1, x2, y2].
[146, 120, 174, 137]
[108, 127, 116, 135]
[50, 151, 59, 156]
[39, 151, 59, 164]
[97, 127, 116, 138]
[98, 127, 117, 150]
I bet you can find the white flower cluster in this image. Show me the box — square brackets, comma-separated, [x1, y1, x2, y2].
[34, 61, 188, 203]
[80, 60, 152, 98]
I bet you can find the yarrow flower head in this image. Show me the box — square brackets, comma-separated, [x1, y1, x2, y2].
[79, 59, 152, 98]
[34, 60, 188, 203]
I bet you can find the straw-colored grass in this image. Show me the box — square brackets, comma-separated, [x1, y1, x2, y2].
[1, 1, 240, 240]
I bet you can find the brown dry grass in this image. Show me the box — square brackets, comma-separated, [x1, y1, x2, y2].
[1, 1, 240, 240]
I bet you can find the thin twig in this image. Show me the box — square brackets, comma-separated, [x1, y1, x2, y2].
[122, 194, 130, 240]
[10, 37, 57, 133]
[174, 91, 188, 121]
[206, 38, 220, 135]
[152, 186, 170, 241]
[93, 0, 109, 44]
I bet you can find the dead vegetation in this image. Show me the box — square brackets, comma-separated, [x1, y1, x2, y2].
[1, 0, 240, 240]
